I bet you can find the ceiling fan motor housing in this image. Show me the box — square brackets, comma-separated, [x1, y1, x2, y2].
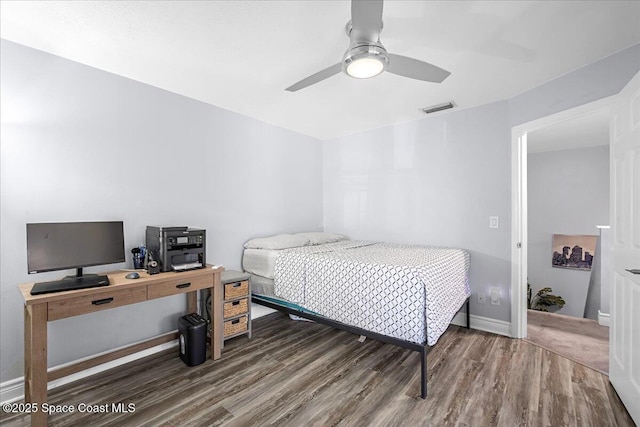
[342, 41, 389, 78]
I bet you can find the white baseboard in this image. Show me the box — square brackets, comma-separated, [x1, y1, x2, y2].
[0, 378, 24, 406]
[0, 337, 178, 405]
[451, 312, 512, 337]
[598, 310, 610, 327]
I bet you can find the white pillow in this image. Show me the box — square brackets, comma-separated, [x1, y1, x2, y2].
[295, 232, 347, 245]
[243, 234, 310, 250]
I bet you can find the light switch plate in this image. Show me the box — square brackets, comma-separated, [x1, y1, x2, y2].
[490, 287, 500, 305]
[489, 216, 499, 229]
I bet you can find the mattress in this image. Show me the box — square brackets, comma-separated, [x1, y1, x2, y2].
[248, 273, 276, 296]
[242, 248, 279, 279]
[273, 241, 470, 346]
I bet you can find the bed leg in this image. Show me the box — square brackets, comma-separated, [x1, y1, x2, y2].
[420, 347, 427, 399]
[466, 298, 471, 329]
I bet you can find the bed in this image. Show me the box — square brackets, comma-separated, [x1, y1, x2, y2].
[242, 232, 471, 398]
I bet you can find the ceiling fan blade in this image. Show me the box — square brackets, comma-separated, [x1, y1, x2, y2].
[386, 54, 451, 83]
[285, 63, 342, 92]
[285, 62, 342, 92]
[351, 0, 383, 41]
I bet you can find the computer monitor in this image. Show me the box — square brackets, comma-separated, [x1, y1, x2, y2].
[27, 221, 125, 278]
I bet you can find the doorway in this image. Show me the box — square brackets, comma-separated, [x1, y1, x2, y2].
[510, 95, 615, 339]
[527, 111, 610, 319]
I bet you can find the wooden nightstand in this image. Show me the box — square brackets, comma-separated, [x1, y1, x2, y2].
[221, 270, 251, 344]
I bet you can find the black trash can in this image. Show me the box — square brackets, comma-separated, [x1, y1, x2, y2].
[178, 313, 207, 366]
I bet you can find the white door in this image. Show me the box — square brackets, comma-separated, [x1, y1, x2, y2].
[609, 70, 640, 424]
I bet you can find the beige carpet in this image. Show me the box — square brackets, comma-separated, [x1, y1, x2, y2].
[525, 309, 609, 374]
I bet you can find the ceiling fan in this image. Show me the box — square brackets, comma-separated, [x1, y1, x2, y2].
[285, 0, 451, 92]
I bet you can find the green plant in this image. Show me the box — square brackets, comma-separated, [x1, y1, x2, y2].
[527, 283, 566, 312]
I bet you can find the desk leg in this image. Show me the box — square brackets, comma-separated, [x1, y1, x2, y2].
[186, 291, 197, 314]
[24, 303, 47, 427]
[212, 274, 222, 360]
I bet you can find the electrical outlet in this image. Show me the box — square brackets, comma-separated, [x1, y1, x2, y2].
[490, 287, 500, 305]
[477, 292, 486, 304]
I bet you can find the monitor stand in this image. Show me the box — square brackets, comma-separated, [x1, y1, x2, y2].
[63, 267, 99, 280]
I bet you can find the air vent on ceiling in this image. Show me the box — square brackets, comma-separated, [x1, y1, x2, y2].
[420, 101, 456, 115]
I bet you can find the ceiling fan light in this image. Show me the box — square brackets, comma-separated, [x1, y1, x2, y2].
[342, 43, 389, 79]
[346, 57, 385, 79]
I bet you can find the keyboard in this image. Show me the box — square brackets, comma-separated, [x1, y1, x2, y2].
[30, 275, 110, 295]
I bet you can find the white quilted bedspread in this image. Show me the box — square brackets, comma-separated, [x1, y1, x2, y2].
[274, 241, 470, 346]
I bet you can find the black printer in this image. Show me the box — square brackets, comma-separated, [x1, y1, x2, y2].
[145, 226, 206, 272]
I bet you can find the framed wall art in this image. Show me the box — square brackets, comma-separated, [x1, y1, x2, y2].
[552, 234, 597, 271]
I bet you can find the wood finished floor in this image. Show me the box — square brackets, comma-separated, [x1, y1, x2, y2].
[1, 312, 633, 427]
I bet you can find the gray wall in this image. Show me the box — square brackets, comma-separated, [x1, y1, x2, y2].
[0, 40, 323, 383]
[508, 44, 640, 127]
[527, 146, 610, 318]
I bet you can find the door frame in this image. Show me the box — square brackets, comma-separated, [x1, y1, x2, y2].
[510, 96, 615, 338]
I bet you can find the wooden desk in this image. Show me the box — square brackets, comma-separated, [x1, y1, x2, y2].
[19, 266, 224, 427]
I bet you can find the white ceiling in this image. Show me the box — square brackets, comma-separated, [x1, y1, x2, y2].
[1, 1, 639, 140]
[528, 109, 610, 153]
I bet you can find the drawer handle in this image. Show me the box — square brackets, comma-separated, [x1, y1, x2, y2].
[92, 297, 114, 306]
[176, 283, 191, 289]
[232, 283, 242, 288]
[232, 301, 240, 306]
[231, 318, 240, 324]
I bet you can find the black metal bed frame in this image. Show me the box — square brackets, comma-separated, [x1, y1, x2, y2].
[251, 294, 471, 399]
